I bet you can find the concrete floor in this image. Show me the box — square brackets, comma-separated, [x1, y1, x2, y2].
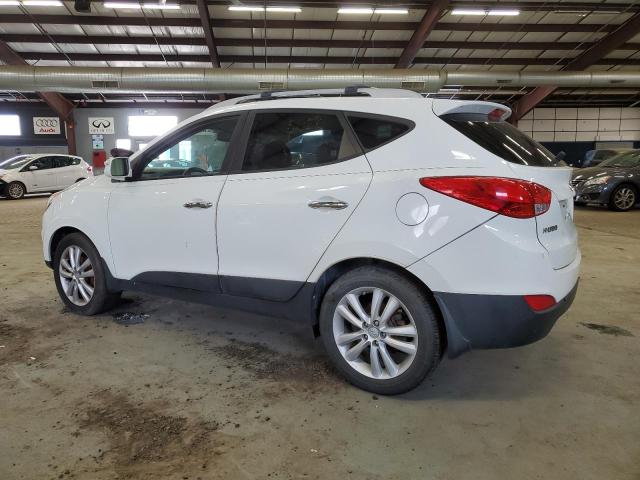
[1, 197, 638, 480]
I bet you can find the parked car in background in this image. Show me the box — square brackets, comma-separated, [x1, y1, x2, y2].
[582, 148, 631, 168]
[0, 154, 92, 200]
[572, 150, 640, 211]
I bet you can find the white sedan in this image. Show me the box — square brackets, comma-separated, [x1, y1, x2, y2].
[0, 154, 93, 199]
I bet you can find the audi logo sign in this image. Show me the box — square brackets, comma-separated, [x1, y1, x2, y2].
[33, 117, 61, 135]
[88, 117, 115, 134]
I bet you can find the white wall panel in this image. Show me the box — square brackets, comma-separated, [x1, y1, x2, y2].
[523, 107, 640, 142]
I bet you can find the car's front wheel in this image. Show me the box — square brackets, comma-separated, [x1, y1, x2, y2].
[6, 181, 25, 200]
[609, 184, 637, 212]
[319, 266, 441, 395]
[53, 232, 121, 315]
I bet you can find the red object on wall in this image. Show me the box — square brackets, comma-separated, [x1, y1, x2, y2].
[92, 150, 107, 168]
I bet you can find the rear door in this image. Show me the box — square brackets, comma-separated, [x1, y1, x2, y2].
[54, 156, 83, 187]
[216, 109, 372, 301]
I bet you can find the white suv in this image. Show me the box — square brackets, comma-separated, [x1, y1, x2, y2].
[42, 89, 580, 394]
[0, 154, 92, 199]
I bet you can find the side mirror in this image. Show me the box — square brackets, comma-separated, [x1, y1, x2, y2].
[556, 151, 566, 161]
[29, 164, 38, 171]
[105, 157, 131, 181]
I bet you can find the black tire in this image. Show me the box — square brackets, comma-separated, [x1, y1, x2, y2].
[319, 266, 441, 395]
[608, 184, 637, 212]
[53, 232, 121, 315]
[6, 181, 25, 200]
[574, 201, 587, 207]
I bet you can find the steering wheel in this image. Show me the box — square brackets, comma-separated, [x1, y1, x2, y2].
[184, 167, 208, 176]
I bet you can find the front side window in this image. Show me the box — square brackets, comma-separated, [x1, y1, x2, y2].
[242, 112, 358, 172]
[140, 116, 238, 180]
[28, 157, 54, 171]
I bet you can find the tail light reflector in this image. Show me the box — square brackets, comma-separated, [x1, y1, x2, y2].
[524, 294, 556, 312]
[419, 176, 551, 219]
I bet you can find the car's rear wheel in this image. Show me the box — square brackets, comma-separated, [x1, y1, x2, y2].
[6, 182, 25, 200]
[53, 232, 121, 315]
[319, 266, 441, 395]
[609, 184, 637, 212]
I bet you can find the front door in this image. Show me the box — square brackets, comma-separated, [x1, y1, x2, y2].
[107, 115, 242, 292]
[23, 156, 58, 192]
[217, 109, 372, 301]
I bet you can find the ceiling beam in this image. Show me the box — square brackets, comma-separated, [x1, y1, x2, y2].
[396, 0, 449, 68]
[195, 0, 220, 68]
[4, 34, 640, 52]
[15, 51, 640, 66]
[0, 14, 623, 33]
[511, 11, 640, 121]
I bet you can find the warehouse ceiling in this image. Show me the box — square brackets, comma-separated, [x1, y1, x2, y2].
[1, 0, 640, 109]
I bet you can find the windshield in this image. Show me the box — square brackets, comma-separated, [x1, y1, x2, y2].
[599, 151, 640, 168]
[441, 113, 566, 167]
[0, 155, 32, 170]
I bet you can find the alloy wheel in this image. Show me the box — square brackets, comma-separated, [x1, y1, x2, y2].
[7, 183, 24, 199]
[614, 187, 636, 210]
[332, 287, 418, 380]
[59, 245, 95, 306]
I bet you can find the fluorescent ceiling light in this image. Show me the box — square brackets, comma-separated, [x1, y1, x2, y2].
[338, 7, 374, 14]
[103, 2, 141, 7]
[451, 8, 519, 16]
[0, 1, 21, 5]
[22, 0, 63, 5]
[266, 6, 301, 12]
[487, 9, 519, 16]
[228, 5, 264, 11]
[142, 2, 180, 8]
[451, 8, 485, 15]
[374, 8, 408, 14]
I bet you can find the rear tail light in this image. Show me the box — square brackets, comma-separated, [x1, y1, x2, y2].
[524, 294, 556, 312]
[419, 176, 551, 219]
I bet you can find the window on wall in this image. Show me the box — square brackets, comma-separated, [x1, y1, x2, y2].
[116, 138, 131, 150]
[128, 115, 178, 137]
[0, 115, 21, 136]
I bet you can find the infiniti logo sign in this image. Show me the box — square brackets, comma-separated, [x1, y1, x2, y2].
[88, 117, 115, 134]
[91, 119, 111, 128]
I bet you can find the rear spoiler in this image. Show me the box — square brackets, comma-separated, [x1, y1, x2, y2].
[431, 99, 512, 121]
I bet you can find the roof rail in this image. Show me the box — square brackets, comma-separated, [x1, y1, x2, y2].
[210, 87, 422, 109]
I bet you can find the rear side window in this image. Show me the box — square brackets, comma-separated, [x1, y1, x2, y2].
[242, 112, 358, 172]
[441, 113, 564, 167]
[347, 115, 412, 151]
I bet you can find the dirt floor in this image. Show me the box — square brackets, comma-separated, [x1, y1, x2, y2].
[1, 196, 639, 480]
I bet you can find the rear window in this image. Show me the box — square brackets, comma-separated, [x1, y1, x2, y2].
[348, 115, 412, 151]
[441, 113, 565, 167]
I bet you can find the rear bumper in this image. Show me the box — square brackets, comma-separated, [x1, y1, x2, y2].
[434, 280, 579, 358]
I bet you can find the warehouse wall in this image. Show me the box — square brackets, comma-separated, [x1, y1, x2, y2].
[519, 107, 640, 142]
[0, 105, 68, 160]
[73, 107, 206, 164]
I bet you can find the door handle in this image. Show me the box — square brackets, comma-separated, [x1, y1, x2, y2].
[183, 200, 213, 209]
[308, 200, 349, 210]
